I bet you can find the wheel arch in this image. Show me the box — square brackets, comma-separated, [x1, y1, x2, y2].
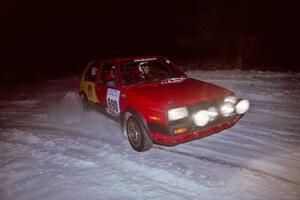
[121, 107, 151, 139]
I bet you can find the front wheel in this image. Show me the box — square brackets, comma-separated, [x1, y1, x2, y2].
[126, 115, 153, 152]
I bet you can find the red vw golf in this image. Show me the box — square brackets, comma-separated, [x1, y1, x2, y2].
[80, 56, 250, 152]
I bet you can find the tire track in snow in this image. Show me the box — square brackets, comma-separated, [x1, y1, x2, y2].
[154, 146, 299, 186]
[0, 119, 122, 143]
[3, 119, 299, 186]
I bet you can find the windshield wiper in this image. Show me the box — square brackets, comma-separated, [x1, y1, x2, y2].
[160, 76, 186, 84]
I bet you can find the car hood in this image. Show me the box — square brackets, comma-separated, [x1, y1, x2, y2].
[128, 78, 232, 108]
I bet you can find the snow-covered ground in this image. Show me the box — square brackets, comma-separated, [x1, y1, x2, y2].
[1, 70, 300, 200]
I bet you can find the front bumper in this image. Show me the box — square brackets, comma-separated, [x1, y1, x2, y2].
[149, 115, 242, 145]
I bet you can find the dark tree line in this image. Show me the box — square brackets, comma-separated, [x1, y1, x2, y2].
[175, 2, 298, 70]
[176, 10, 260, 68]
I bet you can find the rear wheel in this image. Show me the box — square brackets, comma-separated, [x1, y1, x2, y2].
[126, 115, 153, 152]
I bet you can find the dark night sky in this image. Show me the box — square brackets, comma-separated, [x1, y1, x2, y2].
[1, 1, 299, 80]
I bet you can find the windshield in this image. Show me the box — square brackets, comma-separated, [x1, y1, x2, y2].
[120, 58, 184, 86]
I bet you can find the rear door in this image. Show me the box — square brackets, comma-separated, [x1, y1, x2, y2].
[81, 61, 101, 103]
[95, 61, 121, 117]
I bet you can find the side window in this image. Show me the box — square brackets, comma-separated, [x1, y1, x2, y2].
[99, 63, 117, 88]
[84, 62, 99, 82]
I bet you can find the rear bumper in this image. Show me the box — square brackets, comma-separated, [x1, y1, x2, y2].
[149, 115, 241, 145]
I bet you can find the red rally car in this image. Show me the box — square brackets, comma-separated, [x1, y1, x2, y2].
[80, 56, 250, 152]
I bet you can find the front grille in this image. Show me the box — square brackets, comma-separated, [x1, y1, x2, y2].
[187, 96, 225, 116]
[169, 96, 225, 126]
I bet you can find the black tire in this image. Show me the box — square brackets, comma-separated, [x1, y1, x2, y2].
[126, 115, 153, 152]
[80, 93, 90, 111]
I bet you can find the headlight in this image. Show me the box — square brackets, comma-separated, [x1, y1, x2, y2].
[220, 102, 235, 117]
[224, 96, 237, 104]
[168, 107, 188, 121]
[235, 99, 250, 114]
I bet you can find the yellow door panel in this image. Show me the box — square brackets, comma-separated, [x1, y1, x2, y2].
[80, 80, 98, 103]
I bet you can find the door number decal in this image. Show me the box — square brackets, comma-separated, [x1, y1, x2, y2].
[106, 88, 120, 116]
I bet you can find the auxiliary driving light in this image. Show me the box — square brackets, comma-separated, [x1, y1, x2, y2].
[235, 99, 250, 114]
[207, 107, 218, 121]
[224, 96, 237, 104]
[220, 102, 235, 117]
[194, 110, 210, 126]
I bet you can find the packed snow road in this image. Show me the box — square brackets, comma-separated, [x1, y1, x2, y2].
[0, 70, 300, 200]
